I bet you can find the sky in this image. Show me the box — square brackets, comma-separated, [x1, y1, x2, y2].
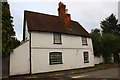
[8, 0, 119, 41]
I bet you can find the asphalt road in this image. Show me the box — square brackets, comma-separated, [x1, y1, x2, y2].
[67, 67, 119, 78]
[0, 62, 1, 80]
[2, 66, 120, 80]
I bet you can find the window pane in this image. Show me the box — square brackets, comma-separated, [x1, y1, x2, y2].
[84, 52, 89, 63]
[82, 37, 87, 45]
[50, 52, 62, 65]
[54, 33, 61, 44]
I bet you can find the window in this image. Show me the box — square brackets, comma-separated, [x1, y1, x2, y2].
[49, 52, 63, 65]
[82, 37, 88, 45]
[53, 33, 62, 44]
[84, 52, 89, 63]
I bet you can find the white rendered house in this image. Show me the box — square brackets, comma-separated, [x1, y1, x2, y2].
[10, 2, 95, 75]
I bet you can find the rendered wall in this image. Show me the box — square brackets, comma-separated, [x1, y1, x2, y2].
[10, 41, 30, 75]
[31, 32, 94, 74]
[31, 32, 93, 49]
[10, 31, 94, 75]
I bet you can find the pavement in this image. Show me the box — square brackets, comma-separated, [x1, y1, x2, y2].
[1, 63, 120, 80]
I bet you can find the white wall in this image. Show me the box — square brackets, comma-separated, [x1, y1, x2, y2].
[10, 41, 30, 75]
[31, 49, 94, 74]
[31, 32, 94, 74]
[94, 56, 103, 64]
[31, 32, 92, 49]
[10, 31, 94, 75]
[25, 22, 29, 40]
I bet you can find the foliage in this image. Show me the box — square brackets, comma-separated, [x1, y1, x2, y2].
[91, 28, 101, 35]
[91, 14, 120, 63]
[0, 2, 2, 53]
[101, 34, 120, 63]
[100, 14, 120, 63]
[90, 28, 102, 57]
[2, 2, 20, 56]
[100, 14, 120, 36]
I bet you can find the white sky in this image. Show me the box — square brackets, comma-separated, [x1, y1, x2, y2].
[8, 0, 119, 41]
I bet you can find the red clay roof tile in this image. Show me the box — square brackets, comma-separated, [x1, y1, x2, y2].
[24, 10, 90, 37]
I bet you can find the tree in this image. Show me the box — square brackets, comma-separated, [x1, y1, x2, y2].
[100, 13, 120, 63]
[91, 29, 120, 63]
[90, 14, 120, 63]
[2, 2, 20, 56]
[91, 28, 101, 35]
[0, 2, 2, 53]
[101, 34, 120, 63]
[100, 14, 120, 36]
[90, 28, 102, 57]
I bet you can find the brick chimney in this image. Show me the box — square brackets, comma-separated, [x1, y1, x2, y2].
[64, 14, 71, 28]
[58, 2, 71, 28]
[58, 2, 66, 17]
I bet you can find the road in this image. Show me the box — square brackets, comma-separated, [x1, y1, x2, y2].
[2, 66, 120, 80]
[0, 62, 1, 80]
[67, 67, 119, 78]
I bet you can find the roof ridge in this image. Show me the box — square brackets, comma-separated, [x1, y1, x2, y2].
[25, 10, 80, 23]
[24, 10, 58, 18]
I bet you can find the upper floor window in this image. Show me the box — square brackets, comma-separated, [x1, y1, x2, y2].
[53, 33, 62, 44]
[49, 52, 63, 65]
[82, 37, 88, 45]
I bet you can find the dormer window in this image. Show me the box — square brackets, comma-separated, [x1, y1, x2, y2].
[82, 37, 88, 45]
[53, 33, 62, 44]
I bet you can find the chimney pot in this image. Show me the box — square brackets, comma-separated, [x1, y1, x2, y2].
[65, 9, 68, 14]
[59, 2, 63, 7]
[58, 2, 66, 17]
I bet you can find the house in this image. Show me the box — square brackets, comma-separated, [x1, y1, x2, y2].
[10, 2, 94, 76]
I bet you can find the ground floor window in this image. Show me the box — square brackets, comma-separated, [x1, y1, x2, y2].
[49, 52, 63, 65]
[84, 52, 89, 63]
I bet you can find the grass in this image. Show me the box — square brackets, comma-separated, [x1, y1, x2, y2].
[94, 62, 117, 68]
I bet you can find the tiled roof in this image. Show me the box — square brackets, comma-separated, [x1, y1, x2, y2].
[24, 10, 90, 37]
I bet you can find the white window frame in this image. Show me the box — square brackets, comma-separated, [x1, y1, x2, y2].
[49, 52, 63, 65]
[82, 37, 88, 45]
[83, 52, 89, 63]
[53, 33, 62, 44]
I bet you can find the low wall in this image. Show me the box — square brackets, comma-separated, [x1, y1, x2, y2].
[10, 41, 30, 75]
[94, 56, 103, 64]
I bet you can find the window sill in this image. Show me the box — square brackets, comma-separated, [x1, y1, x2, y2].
[84, 61, 89, 63]
[49, 62, 63, 65]
[82, 44, 88, 46]
[53, 43, 62, 44]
